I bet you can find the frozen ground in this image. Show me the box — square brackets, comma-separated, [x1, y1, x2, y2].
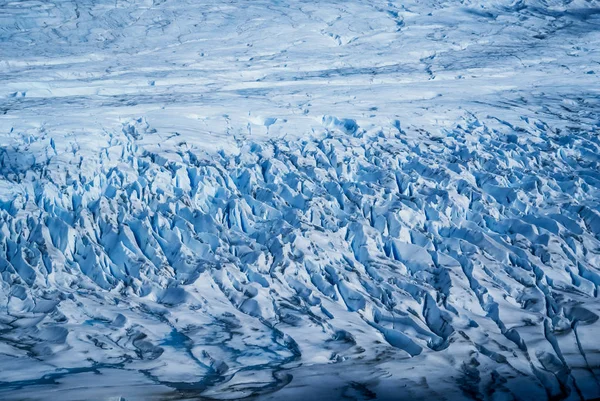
[1, 0, 600, 400]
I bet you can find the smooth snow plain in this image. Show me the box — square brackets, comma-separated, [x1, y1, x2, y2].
[0, 0, 600, 400]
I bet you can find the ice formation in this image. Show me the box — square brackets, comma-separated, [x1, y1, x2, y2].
[0, 0, 599, 400]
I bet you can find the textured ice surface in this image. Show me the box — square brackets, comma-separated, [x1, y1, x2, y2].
[1, 0, 600, 400]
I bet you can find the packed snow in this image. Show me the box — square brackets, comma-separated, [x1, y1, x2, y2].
[0, 0, 599, 400]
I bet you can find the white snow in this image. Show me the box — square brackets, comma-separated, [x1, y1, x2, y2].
[0, 0, 599, 400]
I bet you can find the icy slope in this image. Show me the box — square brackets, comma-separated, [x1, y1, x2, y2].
[2, 0, 600, 144]
[1, 0, 600, 400]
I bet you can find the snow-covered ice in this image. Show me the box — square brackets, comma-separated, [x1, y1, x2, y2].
[0, 0, 600, 400]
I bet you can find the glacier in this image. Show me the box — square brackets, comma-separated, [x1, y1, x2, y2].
[0, 0, 600, 400]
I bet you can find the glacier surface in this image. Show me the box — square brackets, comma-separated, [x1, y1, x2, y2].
[0, 0, 600, 400]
